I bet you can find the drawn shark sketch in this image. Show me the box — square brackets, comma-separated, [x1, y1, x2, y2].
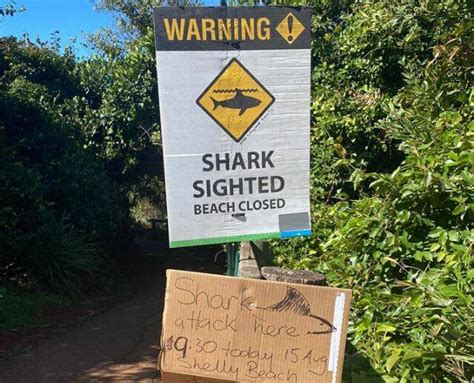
[262, 286, 336, 335]
[211, 89, 262, 116]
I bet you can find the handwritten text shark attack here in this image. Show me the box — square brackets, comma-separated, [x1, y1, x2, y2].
[192, 151, 287, 215]
[172, 276, 334, 337]
[167, 277, 331, 382]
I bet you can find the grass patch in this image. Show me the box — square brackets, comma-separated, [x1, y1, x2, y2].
[0, 287, 68, 334]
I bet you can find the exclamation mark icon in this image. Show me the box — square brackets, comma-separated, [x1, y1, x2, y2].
[276, 12, 304, 44]
[287, 14, 294, 42]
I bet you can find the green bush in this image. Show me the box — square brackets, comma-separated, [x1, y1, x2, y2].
[0, 287, 66, 334]
[0, 38, 128, 295]
[22, 220, 103, 296]
[272, 0, 473, 381]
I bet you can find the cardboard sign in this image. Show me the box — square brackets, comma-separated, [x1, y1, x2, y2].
[153, 7, 312, 248]
[160, 270, 352, 382]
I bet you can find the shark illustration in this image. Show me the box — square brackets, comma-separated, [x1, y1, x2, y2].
[262, 286, 336, 335]
[211, 89, 261, 116]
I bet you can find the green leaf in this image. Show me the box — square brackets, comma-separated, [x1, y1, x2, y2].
[386, 349, 402, 372]
[448, 230, 459, 242]
[377, 323, 397, 333]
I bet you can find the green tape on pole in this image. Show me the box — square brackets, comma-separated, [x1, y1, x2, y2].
[170, 232, 280, 248]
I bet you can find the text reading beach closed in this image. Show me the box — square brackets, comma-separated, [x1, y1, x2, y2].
[154, 7, 312, 248]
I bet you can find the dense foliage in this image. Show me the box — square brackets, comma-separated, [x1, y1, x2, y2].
[0, 38, 130, 295]
[272, 0, 473, 382]
[0, 0, 166, 301]
[77, 29, 165, 226]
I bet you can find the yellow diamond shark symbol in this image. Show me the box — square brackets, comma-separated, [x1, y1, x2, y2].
[196, 58, 275, 142]
[276, 12, 305, 44]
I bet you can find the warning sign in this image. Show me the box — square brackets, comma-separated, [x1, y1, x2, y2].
[153, 7, 312, 248]
[197, 58, 275, 142]
[276, 13, 306, 44]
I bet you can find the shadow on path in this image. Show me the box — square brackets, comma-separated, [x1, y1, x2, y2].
[0, 238, 225, 383]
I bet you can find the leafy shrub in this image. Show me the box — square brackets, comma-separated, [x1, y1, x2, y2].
[0, 287, 66, 334]
[272, 0, 473, 381]
[22, 220, 103, 296]
[0, 38, 128, 295]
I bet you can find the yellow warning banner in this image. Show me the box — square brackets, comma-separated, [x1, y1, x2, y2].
[154, 7, 311, 51]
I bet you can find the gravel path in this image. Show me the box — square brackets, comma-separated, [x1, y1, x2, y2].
[0, 238, 224, 382]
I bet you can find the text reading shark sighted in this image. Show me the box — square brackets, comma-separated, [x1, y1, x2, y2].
[192, 151, 286, 216]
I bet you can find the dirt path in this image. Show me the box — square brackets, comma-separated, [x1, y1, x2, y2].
[0, 238, 225, 382]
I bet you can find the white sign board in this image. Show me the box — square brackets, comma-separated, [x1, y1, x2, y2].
[154, 7, 312, 248]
